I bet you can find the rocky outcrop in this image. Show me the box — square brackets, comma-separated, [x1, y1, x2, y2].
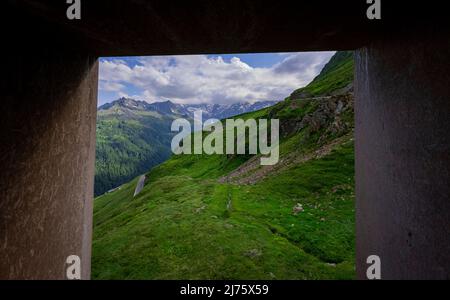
[219, 93, 354, 185]
[278, 93, 354, 139]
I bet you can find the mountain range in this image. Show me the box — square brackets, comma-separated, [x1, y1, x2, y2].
[98, 98, 278, 120]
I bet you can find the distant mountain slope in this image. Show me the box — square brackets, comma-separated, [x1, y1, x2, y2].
[92, 51, 356, 279]
[95, 98, 278, 196]
[95, 103, 177, 196]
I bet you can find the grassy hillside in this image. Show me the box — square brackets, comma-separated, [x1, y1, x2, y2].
[290, 51, 353, 98]
[92, 51, 355, 279]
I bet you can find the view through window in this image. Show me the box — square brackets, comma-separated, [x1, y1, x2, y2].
[92, 51, 355, 279]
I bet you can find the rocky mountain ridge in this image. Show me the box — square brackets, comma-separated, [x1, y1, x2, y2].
[99, 98, 279, 120]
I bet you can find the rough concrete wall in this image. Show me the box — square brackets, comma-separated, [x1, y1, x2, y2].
[355, 33, 450, 279]
[0, 53, 98, 279]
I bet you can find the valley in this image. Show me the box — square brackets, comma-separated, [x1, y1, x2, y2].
[95, 99, 277, 196]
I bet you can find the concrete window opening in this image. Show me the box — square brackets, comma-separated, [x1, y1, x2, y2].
[1, 1, 449, 280]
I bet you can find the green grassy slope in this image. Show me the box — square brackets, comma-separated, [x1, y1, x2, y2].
[92, 51, 355, 279]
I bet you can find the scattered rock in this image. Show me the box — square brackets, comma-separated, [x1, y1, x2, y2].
[335, 100, 344, 114]
[292, 203, 304, 215]
[194, 205, 206, 213]
[224, 223, 234, 229]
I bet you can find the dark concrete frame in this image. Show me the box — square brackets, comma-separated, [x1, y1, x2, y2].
[1, 1, 449, 279]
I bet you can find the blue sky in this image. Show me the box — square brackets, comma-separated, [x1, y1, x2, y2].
[98, 52, 335, 107]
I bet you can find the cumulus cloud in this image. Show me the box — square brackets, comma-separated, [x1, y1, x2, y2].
[98, 81, 126, 92]
[99, 51, 335, 105]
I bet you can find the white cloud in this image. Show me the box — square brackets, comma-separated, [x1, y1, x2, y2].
[99, 81, 126, 92]
[99, 52, 335, 105]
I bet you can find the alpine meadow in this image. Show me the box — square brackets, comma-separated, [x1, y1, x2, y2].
[92, 51, 356, 279]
